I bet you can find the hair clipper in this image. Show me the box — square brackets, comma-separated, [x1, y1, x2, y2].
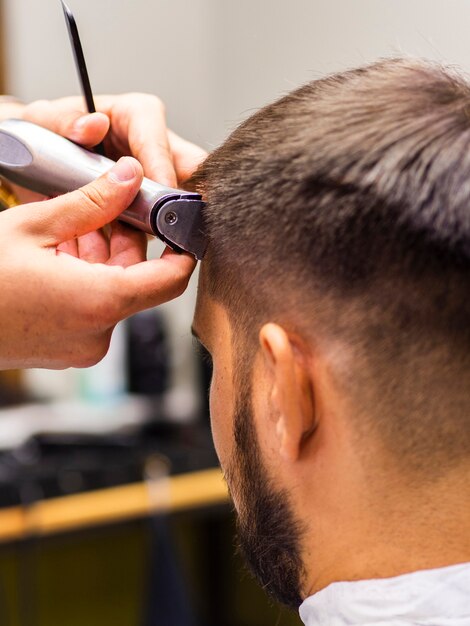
[0, 119, 206, 259]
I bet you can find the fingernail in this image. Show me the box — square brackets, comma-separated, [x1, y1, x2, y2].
[109, 158, 138, 183]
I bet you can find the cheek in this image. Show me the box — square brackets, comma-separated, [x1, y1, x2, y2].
[209, 362, 234, 470]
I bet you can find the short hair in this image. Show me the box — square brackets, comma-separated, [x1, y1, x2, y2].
[191, 58, 470, 474]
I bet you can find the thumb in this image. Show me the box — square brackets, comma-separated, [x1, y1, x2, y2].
[28, 157, 144, 244]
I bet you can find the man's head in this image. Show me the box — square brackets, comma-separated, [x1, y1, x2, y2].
[191, 58, 470, 607]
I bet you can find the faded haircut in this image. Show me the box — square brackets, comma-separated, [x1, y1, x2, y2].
[190, 58, 470, 473]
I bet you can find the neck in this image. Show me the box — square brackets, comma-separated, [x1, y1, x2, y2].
[302, 464, 470, 597]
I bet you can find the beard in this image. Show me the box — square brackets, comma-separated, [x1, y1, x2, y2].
[224, 374, 305, 609]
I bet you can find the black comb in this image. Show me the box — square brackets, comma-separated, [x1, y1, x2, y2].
[61, 0, 106, 156]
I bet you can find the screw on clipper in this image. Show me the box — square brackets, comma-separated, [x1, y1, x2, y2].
[165, 211, 178, 225]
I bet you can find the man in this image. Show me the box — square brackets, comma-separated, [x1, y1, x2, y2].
[0, 94, 205, 369]
[190, 57, 470, 624]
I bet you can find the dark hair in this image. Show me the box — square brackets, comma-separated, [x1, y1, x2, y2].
[191, 58, 470, 473]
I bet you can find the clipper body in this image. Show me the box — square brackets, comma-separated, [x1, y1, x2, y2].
[0, 119, 206, 259]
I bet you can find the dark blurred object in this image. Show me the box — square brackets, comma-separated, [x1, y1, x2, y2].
[126, 310, 170, 397]
[0, 510, 303, 626]
[0, 422, 219, 508]
[0, 371, 29, 407]
[144, 516, 196, 626]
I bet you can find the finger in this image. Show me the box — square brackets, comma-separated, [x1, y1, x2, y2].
[77, 230, 110, 264]
[57, 239, 79, 257]
[115, 94, 177, 187]
[107, 221, 147, 267]
[67, 112, 110, 148]
[168, 130, 207, 183]
[27, 157, 144, 244]
[22, 100, 110, 148]
[116, 249, 196, 316]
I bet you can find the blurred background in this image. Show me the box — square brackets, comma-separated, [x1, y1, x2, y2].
[1, 1, 470, 624]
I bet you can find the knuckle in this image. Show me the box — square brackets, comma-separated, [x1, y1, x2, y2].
[126, 92, 165, 113]
[130, 134, 146, 154]
[83, 296, 120, 330]
[23, 99, 51, 119]
[76, 338, 111, 369]
[77, 185, 108, 210]
[99, 304, 120, 329]
[68, 310, 115, 368]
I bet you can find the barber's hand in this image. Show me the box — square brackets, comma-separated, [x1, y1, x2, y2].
[15, 94, 205, 281]
[19, 94, 206, 185]
[0, 157, 194, 370]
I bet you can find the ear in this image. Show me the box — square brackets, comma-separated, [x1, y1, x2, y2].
[259, 323, 315, 462]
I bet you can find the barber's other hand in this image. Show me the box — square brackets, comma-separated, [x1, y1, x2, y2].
[19, 94, 206, 185]
[0, 157, 195, 370]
